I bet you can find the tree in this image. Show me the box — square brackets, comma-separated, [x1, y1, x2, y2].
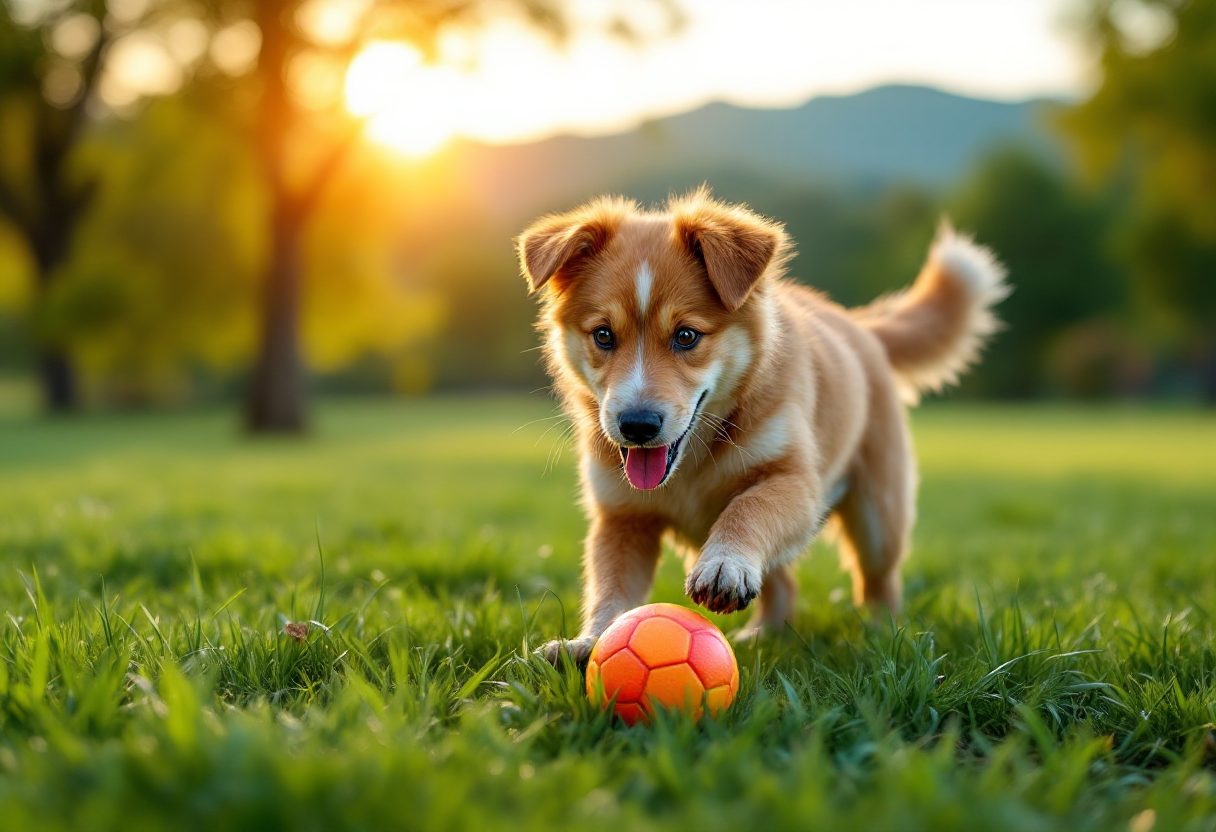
[949, 147, 1128, 397]
[0, 0, 110, 411]
[1, 0, 675, 422]
[1060, 0, 1216, 401]
[221, 0, 678, 432]
[0, 0, 252, 408]
[38, 96, 264, 403]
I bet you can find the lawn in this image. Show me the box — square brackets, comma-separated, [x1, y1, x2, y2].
[0, 397, 1214, 831]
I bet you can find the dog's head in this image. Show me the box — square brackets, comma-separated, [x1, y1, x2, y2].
[519, 189, 789, 490]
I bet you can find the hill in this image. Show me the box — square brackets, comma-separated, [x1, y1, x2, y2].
[452, 84, 1063, 217]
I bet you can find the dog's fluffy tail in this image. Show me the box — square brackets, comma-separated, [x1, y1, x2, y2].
[853, 221, 1010, 404]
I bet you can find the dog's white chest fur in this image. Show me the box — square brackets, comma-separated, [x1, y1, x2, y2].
[584, 405, 806, 548]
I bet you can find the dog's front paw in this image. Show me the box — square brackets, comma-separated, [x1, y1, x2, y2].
[685, 551, 762, 614]
[537, 636, 597, 667]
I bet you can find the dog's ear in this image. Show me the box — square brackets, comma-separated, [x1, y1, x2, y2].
[672, 190, 787, 312]
[517, 200, 629, 293]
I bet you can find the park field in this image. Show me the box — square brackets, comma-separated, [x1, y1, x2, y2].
[0, 397, 1214, 831]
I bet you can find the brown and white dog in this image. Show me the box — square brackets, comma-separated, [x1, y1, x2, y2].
[518, 189, 1007, 664]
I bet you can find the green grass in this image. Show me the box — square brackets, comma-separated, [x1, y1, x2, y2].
[0, 397, 1214, 831]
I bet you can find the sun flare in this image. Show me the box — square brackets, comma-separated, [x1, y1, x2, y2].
[345, 41, 421, 117]
[341, 1, 1083, 160]
[365, 107, 453, 158]
[342, 25, 603, 158]
[344, 41, 462, 158]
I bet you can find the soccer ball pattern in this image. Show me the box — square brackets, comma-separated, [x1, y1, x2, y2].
[586, 603, 739, 725]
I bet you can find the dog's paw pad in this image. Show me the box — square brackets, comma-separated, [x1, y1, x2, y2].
[537, 636, 597, 667]
[684, 556, 762, 614]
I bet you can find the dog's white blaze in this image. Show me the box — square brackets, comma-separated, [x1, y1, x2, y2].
[602, 344, 649, 443]
[635, 261, 653, 315]
[617, 344, 647, 406]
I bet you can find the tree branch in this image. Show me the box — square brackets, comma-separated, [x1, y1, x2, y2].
[64, 20, 110, 152]
[293, 121, 363, 220]
[0, 174, 34, 239]
[28, 9, 111, 236]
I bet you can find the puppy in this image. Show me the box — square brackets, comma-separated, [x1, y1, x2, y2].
[519, 189, 1007, 664]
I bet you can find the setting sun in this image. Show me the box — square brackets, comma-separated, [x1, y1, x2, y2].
[344, 41, 421, 117]
[344, 41, 461, 157]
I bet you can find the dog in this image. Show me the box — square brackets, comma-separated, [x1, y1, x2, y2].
[518, 188, 1007, 664]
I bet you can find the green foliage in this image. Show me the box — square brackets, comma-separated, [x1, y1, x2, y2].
[3, 0, 1215, 407]
[743, 152, 1138, 399]
[1062, 0, 1216, 392]
[948, 148, 1132, 397]
[0, 1, 45, 93]
[0, 398, 1214, 828]
[765, 184, 939, 310]
[0, 0, 519, 411]
[38, 97, 265, 398]
[417, 240, 549, 390]
[300, 152, 447, 381]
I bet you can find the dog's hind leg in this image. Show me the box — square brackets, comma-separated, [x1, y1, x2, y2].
[835, 397, 916, 615]
[734, 563, 798, 642]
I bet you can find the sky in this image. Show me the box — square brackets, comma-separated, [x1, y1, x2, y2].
[374, 0, 1089, 147]
[352, 0, 1093, 149]
[90, 0, 1098, 155]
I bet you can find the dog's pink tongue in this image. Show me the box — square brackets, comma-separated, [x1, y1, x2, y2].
[624, 446, 668, 490]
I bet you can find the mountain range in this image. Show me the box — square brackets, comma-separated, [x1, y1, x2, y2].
[450, 84, 1065, 219]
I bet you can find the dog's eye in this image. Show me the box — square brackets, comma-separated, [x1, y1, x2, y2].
[592, 327, 615, 350]
[673, 327, 701, 350]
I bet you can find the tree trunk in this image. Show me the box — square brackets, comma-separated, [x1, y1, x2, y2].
[32, 222, 79, 413]
[39, 350, 77, 413]
[246, 208, 307, 433]
[1202, 336, 1216, 406]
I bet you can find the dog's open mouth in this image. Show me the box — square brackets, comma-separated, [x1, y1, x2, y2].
[618, 391, 706, 491]
[621, 438, 684, 490]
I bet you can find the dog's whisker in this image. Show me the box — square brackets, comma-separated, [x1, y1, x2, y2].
[695, 411, 754, 464]
[690, 413, 719, 471]
[534, 418, 574, 449]
[510, 413, 569, 438]
[543, 423, 578, 474]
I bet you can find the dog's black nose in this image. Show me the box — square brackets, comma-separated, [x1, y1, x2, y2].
[619, 410, 663, 445]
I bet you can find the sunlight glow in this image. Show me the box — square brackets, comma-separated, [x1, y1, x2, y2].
[366, 103, 456, 158]
[345, 41, 423, 117]
[297, 0, 372, 48]
[341, 0, 1086, 159]
[345, 41, 461, 157]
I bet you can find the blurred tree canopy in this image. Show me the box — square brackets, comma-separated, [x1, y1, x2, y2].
[753, 154, 1133, 400]
[0, 0, 675, 424]
[0, 0, 443, 413]
[1061, 0, 1216, 400]
[1, 0, 109, 410]
[2, 0, 1213, 412]
[225, 0, 676, 432]
[767, 185, 939, 312]
[948, 148, 1134, 398]
[40, 99, 263, 403]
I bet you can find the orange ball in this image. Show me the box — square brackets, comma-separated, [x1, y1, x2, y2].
[586, 603, 739, 725]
